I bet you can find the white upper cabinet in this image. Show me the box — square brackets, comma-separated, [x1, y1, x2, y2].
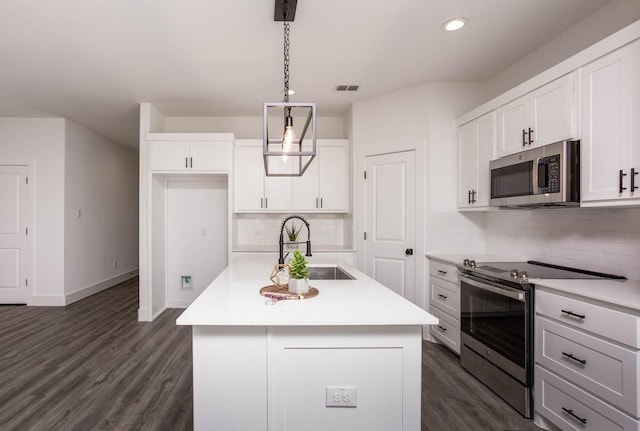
[496, 73, 578, 158]
[234, 139, 349, 213]
[148, 134, 232, 172]
[292, 141, 349, 212]
[457, 111, 495, 209]
[581, 41, 640, 206]
[234, 141, 292, 212]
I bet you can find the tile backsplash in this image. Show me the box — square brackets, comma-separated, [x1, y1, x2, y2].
[233, 213, 352, 249]
[485, 207, 640, 280]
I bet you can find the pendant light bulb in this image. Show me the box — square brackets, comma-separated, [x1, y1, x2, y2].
[282, 114, 294, 161]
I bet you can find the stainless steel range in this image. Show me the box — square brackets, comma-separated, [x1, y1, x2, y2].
[456, 260, 624, 418]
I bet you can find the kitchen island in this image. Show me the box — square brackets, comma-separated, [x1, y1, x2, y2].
[177, 257, 437, 431]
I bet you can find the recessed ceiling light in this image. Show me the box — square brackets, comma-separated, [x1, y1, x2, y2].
[442, 18, 468, 32]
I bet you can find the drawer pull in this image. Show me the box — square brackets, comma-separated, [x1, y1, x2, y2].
[437, 325, 447, 332]
[561, 309, 585, 319]
[437, 293, 448, 300]
[562, 352, 587, 365]
[437, 270, 447, 275]
[561, 407, 587, 425]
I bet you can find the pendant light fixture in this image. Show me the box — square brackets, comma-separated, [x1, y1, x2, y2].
[263, 0, 316, 177]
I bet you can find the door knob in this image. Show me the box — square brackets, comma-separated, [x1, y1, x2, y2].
[405, 248, 414, 256]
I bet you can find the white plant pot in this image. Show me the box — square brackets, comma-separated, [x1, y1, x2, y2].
[288, 278, 309, 294]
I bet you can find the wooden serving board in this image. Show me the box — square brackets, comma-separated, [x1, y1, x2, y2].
[260, 285, 319, 300]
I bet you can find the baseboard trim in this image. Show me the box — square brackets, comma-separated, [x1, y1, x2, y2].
[65, 269, 139, 305]
[138, 307, 150, 321]
[29, 295, 66, 306]
[166, 300, 192, 309]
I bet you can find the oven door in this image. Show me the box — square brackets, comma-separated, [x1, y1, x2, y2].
[459, 274, 531, 384]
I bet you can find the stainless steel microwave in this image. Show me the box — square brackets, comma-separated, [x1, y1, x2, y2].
[489, 140, 580, 208]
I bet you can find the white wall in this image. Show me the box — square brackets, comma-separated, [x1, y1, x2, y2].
[64, 120, 139, 301]
[0, 118, 66, 304]
[166, 177, 228, 308]
[351, 83, 486, 312]
[352, 84, 429, 307]
[233, 213, 349, 250]
[486, 0, 640, 99]
[163, 115, 346, 139]
[486, 208, 640, 281]
[424, 83, 487, 256]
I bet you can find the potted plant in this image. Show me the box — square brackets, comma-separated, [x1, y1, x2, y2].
[284, 221, 302, 249]
[288, 250, 310, 294]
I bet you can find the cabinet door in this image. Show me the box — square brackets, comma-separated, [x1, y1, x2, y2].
[318, 145, 348, 211]
[530, 73, 577, 148]
[291, 157, 319, 211]
[190, 141, 231, 171]
[474, 111, 495, 207]
[497, 97, 528, 158]
[149, 141, 189, 171]
[234, 145, 266, 211]
[457, 112, 494, 209]
[263, 155, 293, 211]
[457, 121, 477, 208]
[581, 44, 634, 203]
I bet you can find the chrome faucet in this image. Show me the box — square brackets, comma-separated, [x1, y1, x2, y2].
[279, 215, 312, 264]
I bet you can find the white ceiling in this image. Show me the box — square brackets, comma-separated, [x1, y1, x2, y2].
[0, 0, 611, 148]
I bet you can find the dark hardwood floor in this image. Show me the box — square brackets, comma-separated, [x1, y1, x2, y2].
[0, 278, 541, 431]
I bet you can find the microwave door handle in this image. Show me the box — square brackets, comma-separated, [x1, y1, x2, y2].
[458, 274, 526, 302]
[532, 158, 540, 193]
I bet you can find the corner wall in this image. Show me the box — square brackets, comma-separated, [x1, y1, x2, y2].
[351, 82, 486, 314]
[64, 120, 139, 302]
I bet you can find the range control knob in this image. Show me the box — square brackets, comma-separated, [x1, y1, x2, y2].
[510, 269, 519, 278]
[463, 259, 470, 267]
[519, 271, 529, 279]
[468, 260, 476, 268]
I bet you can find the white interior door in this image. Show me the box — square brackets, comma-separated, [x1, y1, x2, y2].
[0, 166, 28, 304]
[364, 151, 415, 301]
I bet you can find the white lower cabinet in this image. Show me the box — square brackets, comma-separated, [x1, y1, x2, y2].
[536, 367, 639, 431]
[535, 288, 640, 431]
[427, 258, 460, 354]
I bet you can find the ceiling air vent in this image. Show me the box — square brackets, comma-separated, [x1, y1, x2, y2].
[335, 85, 359, 92]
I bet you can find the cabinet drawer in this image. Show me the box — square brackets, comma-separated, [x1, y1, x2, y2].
[429, 261, 458, 284]
[536, 316, 640, 416]
[430, 277, 460, 316]
[536, 289, 640, 348]
[429, 306, 460, 355]
[535, 366, 640, 431]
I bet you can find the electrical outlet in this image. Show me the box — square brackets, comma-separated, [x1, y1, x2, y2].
[325, 386, 357, 408]
[113, 260, 118, 269]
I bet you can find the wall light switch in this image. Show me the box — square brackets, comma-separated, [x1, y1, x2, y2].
[326, 386, 357, 408]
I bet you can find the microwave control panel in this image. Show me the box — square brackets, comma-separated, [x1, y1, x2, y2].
[538, 155, 560, 193]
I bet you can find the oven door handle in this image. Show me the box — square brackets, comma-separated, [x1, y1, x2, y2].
[458, 274, 526, 302]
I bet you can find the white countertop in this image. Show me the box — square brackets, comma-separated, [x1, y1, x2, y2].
[533, 278, 640, 313]
[176, 258, 438, 326]
[426, 253, 520, 266]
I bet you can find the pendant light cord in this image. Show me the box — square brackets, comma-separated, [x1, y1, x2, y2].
[283, 22, 290, 103]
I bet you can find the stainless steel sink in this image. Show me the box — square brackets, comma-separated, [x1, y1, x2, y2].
[306, 265, 356, 280]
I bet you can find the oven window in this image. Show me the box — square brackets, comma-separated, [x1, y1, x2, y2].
[491, 161, 533, 198]
[461, 281, 526, 368]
